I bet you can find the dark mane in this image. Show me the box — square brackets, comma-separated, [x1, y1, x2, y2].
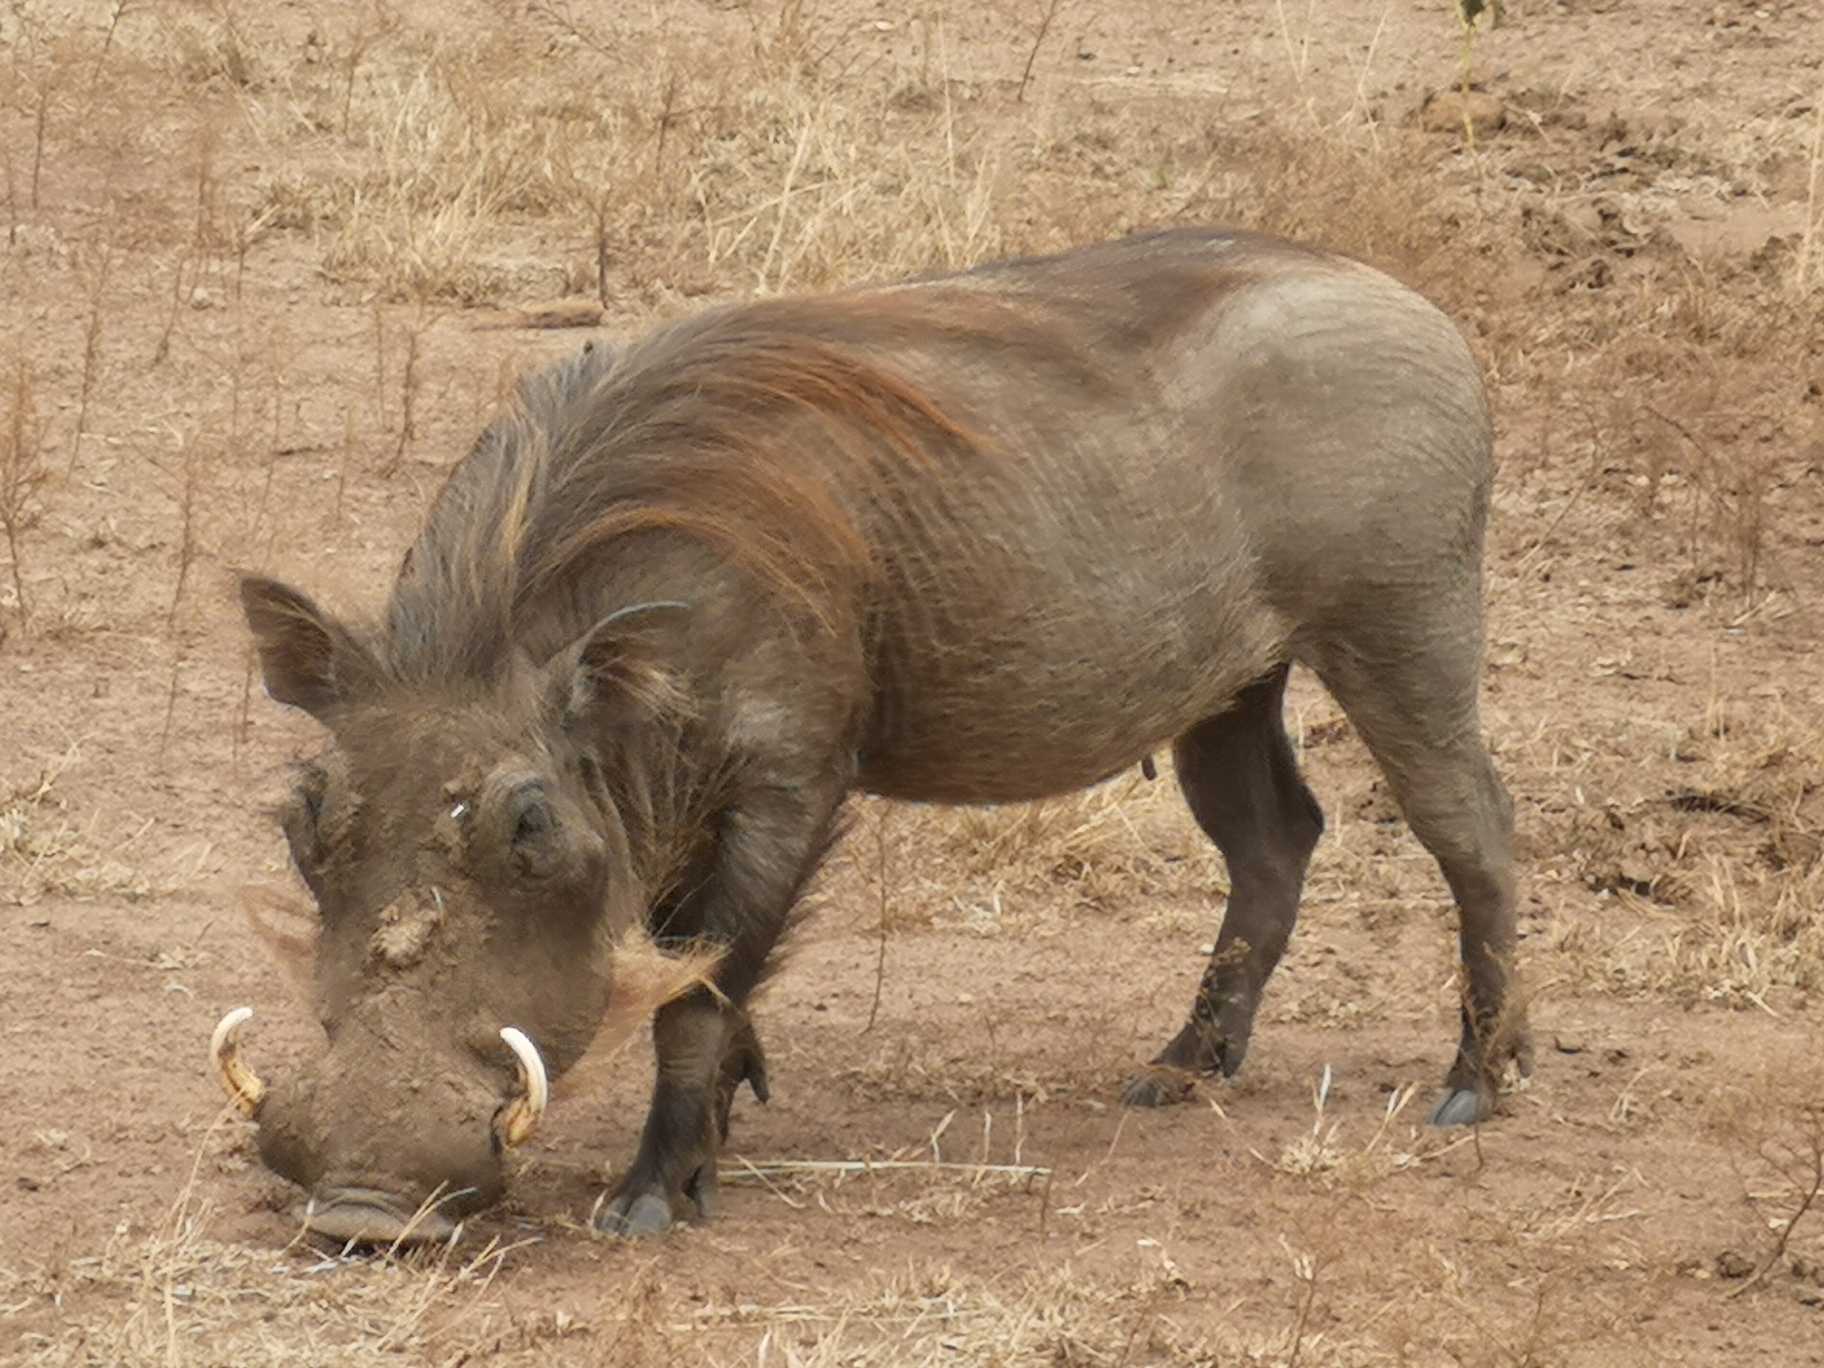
[381, 296, 1010, 682]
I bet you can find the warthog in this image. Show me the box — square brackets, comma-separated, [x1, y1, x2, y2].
[215, 228, 1528, 1242]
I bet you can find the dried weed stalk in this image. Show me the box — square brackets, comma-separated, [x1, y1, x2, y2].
[1712, 1060, 1824, 1293]
[1795, 86, 1824, 294]
[67, 238, 111, 481]
[0, 350, 46, 636]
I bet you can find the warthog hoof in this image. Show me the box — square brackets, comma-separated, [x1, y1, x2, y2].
[592, 1157, 718, 1238]
[1118, 1066, 1200, 1108]
[592, 1191, 677, 1239]
[1429, 1085, 1493, 1127]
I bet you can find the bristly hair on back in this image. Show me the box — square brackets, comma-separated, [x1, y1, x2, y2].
[382, 296, 993, 684]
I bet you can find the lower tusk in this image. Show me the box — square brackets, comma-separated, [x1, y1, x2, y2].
[496, 1026, 549, 1149]
[209, 1006, 267, 1118]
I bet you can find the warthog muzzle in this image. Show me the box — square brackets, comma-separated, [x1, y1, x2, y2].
[209, 1008, 549, 1245]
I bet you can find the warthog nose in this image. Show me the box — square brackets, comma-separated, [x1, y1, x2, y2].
[303, 1186, 470, 1247]
[238, 1021, 543, 1240]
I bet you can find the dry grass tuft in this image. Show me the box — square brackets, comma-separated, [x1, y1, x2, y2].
[233, 16, 1011, 306]
[680, 1261, 1331, 1367]
[191, 0, 1504, 315]
[9, 1115, 533, 1368]
[1264, 1068, 1438, 1190]
[724, 1148, 1051, 1229]
[1530, 689, 1824, 1010]
[828, 769, 1223, 937]
[0, 753, 183, 906]
[839, 1031, 1076, 1108]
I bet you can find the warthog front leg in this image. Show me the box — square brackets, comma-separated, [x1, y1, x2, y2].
[1123, 666, 1325, 1107]
[594, 782, 842, 1237]
[593, 993, 768, 1236]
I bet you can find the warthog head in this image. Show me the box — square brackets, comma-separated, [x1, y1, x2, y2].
[214, 577, 661, 1244]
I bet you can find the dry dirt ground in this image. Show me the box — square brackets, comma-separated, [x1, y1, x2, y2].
[5, 1, 1824, 1364]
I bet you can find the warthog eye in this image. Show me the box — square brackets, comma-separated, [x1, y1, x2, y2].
[281, 762, 329, 893]
[508, 783, 557, 878]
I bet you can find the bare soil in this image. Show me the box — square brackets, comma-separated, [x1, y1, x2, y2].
[4, 1, 1824, 1364]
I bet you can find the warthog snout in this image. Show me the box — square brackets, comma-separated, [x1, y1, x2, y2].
[303, 1186, 466, 1246]
[210, 1008, 549, 1245]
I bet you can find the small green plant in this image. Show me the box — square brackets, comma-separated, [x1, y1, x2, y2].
[1455, 0, 1494, 88]
[1455, 0, 1496, 149]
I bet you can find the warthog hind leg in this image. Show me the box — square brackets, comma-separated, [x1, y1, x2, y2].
[1309, 590, 1531, 1125]
[1123, 664, 1324, 1107]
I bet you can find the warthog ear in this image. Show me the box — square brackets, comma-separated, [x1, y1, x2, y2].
[240, 576, 377, 720]
[559, 601, 694, 726]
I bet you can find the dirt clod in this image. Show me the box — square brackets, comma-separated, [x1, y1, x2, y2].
[1419, 89, 1508, 136]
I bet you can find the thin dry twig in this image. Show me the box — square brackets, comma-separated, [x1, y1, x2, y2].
[1015, 0, 1063, 103]
[723, 1159, 1052, 1181]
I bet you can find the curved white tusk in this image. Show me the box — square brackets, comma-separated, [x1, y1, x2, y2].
[209, 1006, 267, 1118]
[496, 1026, 549, 1149]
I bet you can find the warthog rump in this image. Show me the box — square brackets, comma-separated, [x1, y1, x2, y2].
[219, 228, 1528, 1242]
